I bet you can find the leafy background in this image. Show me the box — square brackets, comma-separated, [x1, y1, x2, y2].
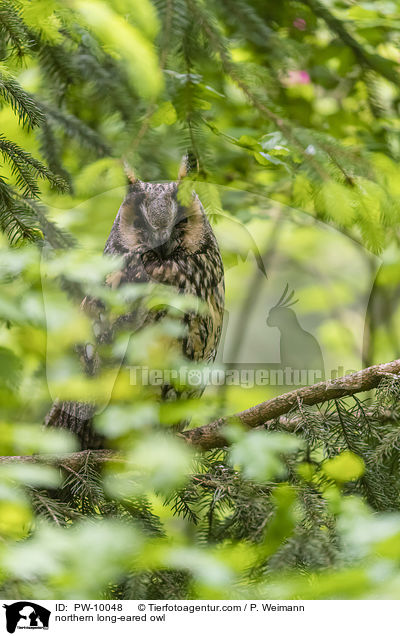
[2, 0, 400, 600]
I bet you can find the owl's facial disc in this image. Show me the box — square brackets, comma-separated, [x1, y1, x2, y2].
[119, 184, 204, 258]
[141, 198, 179, 258]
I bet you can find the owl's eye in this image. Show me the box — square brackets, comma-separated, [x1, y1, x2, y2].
[133, 213, 147, 230]
[175, 203, 189, 227]
[134, 203, 150, 229]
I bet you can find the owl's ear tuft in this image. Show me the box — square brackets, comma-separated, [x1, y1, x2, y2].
[123, 159, 142, 187]
[178, 152, 199, 180]
[128, 180, 145, 194]
[123, 160, 144, 194]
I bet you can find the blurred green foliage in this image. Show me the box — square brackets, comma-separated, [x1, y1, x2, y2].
[2, 0, 400, 601]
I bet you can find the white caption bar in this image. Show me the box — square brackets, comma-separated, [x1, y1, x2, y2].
[0, 599, 394, 635]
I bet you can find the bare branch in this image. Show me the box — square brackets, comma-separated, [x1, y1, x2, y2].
[0, 449, 123, 470]
[180, 359, 400, 449]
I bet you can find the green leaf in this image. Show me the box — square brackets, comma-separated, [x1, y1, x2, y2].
[0, 347, 22, 391]
[0, 464, 61, 488]
[258, 484, 298, 559]
[228, 429, 303, 482]
[150, 101, 177, 127]
[322, 451, 365, 482]
[237, 134, 259, 149]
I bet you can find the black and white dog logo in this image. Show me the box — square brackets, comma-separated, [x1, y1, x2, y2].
[3, 602, 50, 633]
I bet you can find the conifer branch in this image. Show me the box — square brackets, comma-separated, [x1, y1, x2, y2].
[187, 0, 329, 180]
[0, 72, 44, 129]
[300, 0, 400, 85]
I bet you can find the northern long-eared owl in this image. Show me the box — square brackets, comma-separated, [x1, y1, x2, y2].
[46, 161, 225, 447]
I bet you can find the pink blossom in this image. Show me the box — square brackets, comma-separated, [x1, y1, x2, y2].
[284, 70, 311, 86]
[293, 18, 307, 30]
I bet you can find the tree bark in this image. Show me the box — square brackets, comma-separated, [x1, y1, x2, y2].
[1, 358, 399, 465]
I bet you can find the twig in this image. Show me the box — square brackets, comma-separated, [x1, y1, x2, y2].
[33, 491, 61, 526]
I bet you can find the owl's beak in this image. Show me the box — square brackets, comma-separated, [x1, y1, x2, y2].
[152, 228, 174, 258]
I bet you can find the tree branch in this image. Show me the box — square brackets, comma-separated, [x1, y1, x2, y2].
[180, 358, 400, 449]
[0, 449, 123, 471]
[0, 359, 399, 465]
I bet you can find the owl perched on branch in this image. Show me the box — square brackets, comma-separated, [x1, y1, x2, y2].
[46, 158, 225, 447]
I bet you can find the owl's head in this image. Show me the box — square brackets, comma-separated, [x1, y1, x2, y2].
[116, 162, 209, 259]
